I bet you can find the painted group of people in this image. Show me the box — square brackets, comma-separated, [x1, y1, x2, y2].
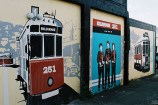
[97, 41, 116, 91]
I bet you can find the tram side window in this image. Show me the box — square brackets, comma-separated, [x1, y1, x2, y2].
[136, 46, 139, 54]
[56, 35, 62, 56]
[137, 46, 139, 54]
[136, 46, 138, 54]
[44, 35, 54, 57]
[139, 45, 141, 53]
[30, 35, 42, 59]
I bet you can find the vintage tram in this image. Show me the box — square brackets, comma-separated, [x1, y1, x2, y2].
[0, 53, 13, 66]
[134, 32, 150, 72]
[17, 11, 64, 99]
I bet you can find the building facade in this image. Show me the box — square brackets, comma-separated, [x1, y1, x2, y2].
[1, 0, 156, 105]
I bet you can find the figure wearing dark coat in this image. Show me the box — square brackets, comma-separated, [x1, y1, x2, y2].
[97, 51, 104, 90]
[111, 49, 116, 86]
[104, 48, 111, 88]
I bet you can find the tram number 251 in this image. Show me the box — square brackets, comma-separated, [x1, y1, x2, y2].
[43, 66, 56, 74]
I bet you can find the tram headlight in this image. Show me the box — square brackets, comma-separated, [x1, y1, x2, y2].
[37, 14, 43, 20]
[48, 77, 53, 87]
[27, 13, 34, 19]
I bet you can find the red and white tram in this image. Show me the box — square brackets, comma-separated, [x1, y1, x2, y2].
[0, 53, 13, 66]
[17, 11, 64, 99]
[134, 32, 150, 71]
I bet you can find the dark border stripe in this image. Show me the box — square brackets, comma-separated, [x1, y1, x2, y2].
[93, 26, 121, 35]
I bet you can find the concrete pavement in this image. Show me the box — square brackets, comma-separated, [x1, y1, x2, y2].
[0, 67, 158, 105]
[69, 74, 158, 105]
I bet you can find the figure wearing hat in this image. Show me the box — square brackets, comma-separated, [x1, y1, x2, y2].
[97, 43, 105, 91]
[111, 43, 116, 86]
[104, 41, 111, 89]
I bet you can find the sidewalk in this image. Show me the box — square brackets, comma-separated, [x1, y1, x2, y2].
[69, 74, 158, 105]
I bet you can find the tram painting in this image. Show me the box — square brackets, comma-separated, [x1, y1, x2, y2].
[16, 7, 64, 99]
[0, 53, 13, 66]
[134, 32, 150, 72]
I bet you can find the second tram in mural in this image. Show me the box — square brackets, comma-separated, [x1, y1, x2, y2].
[134, 32, 150, 72]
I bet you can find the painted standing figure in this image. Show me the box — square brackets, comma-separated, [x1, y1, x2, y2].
[97, 43, 104, 91]
[104, 41, 111, 89]
[111, 43, 116, 86]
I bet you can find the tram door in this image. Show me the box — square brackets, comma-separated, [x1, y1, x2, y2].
[20, 35, 28, 82]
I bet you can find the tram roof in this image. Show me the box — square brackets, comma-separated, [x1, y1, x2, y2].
[26, 17, 63, 27]
[134, 36, 150, 46]
[19, 16, 63, 39]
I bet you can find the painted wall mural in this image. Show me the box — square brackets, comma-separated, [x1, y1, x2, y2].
[0, 0, 81, 105]
[129, 26, 155, 80]
[90, 18, 122, 94]
[134, 32, 150, 72]
[90, 10, 124, 94]
[18, 6, 65, 99]
[0, 21, 23, 66]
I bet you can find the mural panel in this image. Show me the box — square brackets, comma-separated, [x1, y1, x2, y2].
[90, 10, 124, 94]
[129, 27, 155, 80]
[0, 0, 81, 105]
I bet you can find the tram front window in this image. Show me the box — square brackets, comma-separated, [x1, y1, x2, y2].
[56, 35, 62, 56]
[143, 45, 146, 55]
[44, 35, 54, 57]
[143, 44, 149, 55]
[30, 35, 42, 59]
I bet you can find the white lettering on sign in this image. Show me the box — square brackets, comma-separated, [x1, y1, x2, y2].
[41, 27, 56, 31]
[112, 24, 118, 30]
[97, 21, 110, 28]
[43, 66, 56, 74]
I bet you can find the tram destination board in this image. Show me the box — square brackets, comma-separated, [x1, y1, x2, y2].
[40, 25, 57, 33]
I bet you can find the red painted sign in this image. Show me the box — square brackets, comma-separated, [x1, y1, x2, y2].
[93, 19, 121, 31]
[30, 58, 64, 95]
